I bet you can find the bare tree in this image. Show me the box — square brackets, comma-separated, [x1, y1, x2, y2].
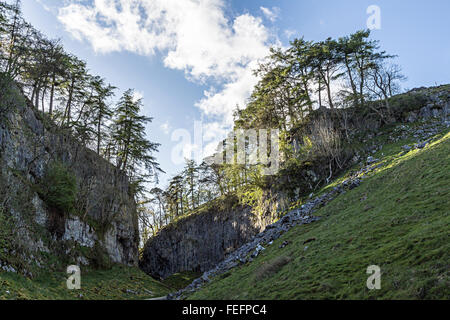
[308, 115, 344, 182]
[366, 62, 406, 110]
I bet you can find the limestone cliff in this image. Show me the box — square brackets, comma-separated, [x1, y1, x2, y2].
[139, 84, 449, 281]
[0, 77, 138, 277]
[140, 196, 277, 279]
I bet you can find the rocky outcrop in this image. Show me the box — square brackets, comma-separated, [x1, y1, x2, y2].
[167, 162, 374, 299]
[139, 84, 450, 286]
[0, 78, 138, 276]
[403, 85, 449, 123]
[141, 85, 449, 282]
[140, 197, 277, 279]
[168, 118, 449, 299]
[276, 84, 450, 209]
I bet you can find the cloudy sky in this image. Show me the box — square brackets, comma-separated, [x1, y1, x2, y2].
[23, 0, 450, 187]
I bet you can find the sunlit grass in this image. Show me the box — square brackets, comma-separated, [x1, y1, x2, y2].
[0, 266, 170, 300]
[189, 130, 450, 300]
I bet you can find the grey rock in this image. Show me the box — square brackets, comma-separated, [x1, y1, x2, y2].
[402, 145, 412, 152]
[2, 265, 16, 273]
[140, 204, 275, 279]
[126, 289, 138, 295]
[63, 217, 97, 248]
[419, 106, 433, 118]
[0, 80, 138, 273]
[201, 273, 209, 282]
[367, 156, 378, 164]
[407, 111, 418, 123]
[416, 141, 428, 149]
[279, 241, 290, 249]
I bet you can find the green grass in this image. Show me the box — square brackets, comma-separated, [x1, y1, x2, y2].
[1, 123, 448, 300]
[0, 266, 171, 300]
[189, 130, 450, 300]
[161, 271, 202, 291]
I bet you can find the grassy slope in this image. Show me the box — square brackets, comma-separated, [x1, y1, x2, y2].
[163, 271, 203, 291]
[0, 266, 171, 300]
[190, 128, 450, 300]
[1, 125, 448, 300]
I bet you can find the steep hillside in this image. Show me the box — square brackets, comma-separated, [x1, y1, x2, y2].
[0, 76, 137, 277]
[188, 124, 450, 299]
[141, 85, 449, 286]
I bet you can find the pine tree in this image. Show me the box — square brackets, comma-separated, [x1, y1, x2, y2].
[183, 159, 199, 210]
[87, 76, 116, 154]
[111, 89, 162, 196]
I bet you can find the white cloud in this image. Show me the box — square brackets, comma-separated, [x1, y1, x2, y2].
[160, 121, 171, 135]
[55, 0, 278, 159]
[260, 6, 280, 23]
[57, 1, 272, 81]
[195, 60, 259, 125]
[132, 90, 144, 102]
[284, 29, 297, 40]
[36, 0, 52, 12]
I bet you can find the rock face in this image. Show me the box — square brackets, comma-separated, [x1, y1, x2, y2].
[0, 79, 138, 276]
[140, 84, 450, 284]
[140, 197, 277, 279]
[168, 118, 449, 299]
[405, 86, 449, 123]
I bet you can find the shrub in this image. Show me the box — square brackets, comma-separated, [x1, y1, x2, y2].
[0, 73, 24, 119]
[91, 242, 112, 269]
[308, 116, 344, 168]
[0, 205, 13, 253]
[39, 161, 77, 214]
[389, 92, 428, 114]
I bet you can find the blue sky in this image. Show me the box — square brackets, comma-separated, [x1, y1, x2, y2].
[22, 0, 450, 187]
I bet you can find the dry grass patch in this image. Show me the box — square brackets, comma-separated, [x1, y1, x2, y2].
[254, 256, 292, 281]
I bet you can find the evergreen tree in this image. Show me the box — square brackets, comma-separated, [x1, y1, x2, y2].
[183, 159, 199, 210]
[87, 76, 116, 154]
[111, 89, 162, 196]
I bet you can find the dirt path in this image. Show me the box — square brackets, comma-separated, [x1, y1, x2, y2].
[146, 296, 168, 300]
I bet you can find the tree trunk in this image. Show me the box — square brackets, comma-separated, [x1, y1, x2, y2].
[97, 115, 102, 154]
[326, 68, 334, 109]
[49, 74, 55, 116]
[318, 78, 322, 108]
[6, 1, 20, 76]
[65, 78, 75, 126]
[344, 55, 358, 106]
[34, 83, 41, 110]
[41, 86, 47, 113]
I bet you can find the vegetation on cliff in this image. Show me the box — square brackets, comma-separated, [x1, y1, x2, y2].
[0, 2, 143, 277]
[1, 0, 448, 301]
[0, 1, 162, 250]
[189, 126, 450, 299]
[0, 1, 161, 202]
[38, 161, 77, 215]
[141, 29, 409, 241]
